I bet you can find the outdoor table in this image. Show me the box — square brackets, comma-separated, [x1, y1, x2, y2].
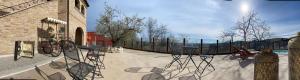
[78, 45, 103, 77]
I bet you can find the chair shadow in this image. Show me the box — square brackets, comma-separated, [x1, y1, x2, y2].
[124, 67, 143, 73]
[163, 66, 204, 80]
[34, 66, 66, 80]
[154, 56, 170, 58]
[229, 54, 239, 60]
[142, 73, 166, 80]
[124, 66, 183, 80]
[140, 66, 198, 80]
[34, 66, 47, 80]
[49, 61, 66, 69]
[239, 58, 254, 68]
[124, 66, 165, 73]
[126, 62, 216, 80]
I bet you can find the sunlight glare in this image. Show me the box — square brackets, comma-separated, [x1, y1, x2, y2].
[240, 2, 249, 14]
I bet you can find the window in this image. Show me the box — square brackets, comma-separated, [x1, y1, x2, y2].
[81, 5, 85, 15]
[75, 0, 80, 9]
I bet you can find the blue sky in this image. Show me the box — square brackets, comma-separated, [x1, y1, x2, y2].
[87, 0, 300, 42]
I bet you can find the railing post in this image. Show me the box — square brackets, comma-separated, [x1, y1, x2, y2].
[152, 38, 155, 51]
[279, 39, 282, 49]
[132, 40, 134, 49]
[136, 41, 138, 49]
[254, 49, 278, 80]
[216, 40, 219, 53]
[166, 38, 169, 53]
[140, 38, 143, 50]
[123, 41, 126, 48]
[272, 41, 275, 50]
[288, 32, 300, 80]
[239, 41, 242, 48]
[229, 40, 232, 53]
[201, 39, 203, 54]
[183, 38, 186, 46]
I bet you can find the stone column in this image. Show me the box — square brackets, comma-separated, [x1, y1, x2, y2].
[288, 32, 300, 80]
[254, 49, 279, 80]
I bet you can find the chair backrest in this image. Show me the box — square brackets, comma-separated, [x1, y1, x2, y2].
[183, 46, 198, 55]
[169, 43, 182, 55]
[203, 45, 218, 55]
[90, 45, 102, 53]
[61, 40, 81, 68]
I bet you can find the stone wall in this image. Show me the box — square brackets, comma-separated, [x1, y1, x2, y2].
[0, 0, 59, 54]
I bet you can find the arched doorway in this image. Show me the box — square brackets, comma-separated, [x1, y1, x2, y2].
[75, 27, 83, 45]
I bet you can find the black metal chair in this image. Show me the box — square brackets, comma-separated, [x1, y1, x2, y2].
[91, 45, 106, 69]
[164, 43, 184, 70]
[81, 45, 105, 77]
[61, 40, 96, 80]
[180, 46, 201, 72]
[195, 45, 216, 78]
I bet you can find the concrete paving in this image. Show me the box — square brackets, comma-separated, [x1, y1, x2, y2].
[0, 49, 289, 80]
[0, 53, 63, 78]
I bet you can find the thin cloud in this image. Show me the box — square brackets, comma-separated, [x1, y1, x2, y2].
[87, 0, 300, 40]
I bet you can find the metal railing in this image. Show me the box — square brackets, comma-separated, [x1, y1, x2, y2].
[124, 38, 289, 54]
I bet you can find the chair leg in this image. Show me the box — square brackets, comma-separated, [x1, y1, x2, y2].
[165, 59, 176, 69]
[198, 56, 215, 77]
[100, 56, 105, 69]
[205, 57, 215, 71]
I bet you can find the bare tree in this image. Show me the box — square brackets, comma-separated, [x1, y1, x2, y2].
[251, 21, 271, 41]
[145, 17, 157, 42]
[219, 30, 236, 42]
[96, 4, 144, 46]
[144, 17, 168, 42]
[154, 24, 168, 39]
[178, 33, 190, 43]
[234, 11, 257, 42]
[234, 11, 272, 48]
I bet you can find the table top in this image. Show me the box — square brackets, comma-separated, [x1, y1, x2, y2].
[78, 45, 95, 50]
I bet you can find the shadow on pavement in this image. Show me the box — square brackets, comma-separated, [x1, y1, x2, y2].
[49, 61, 66, 69]
[124, 67, 143, 73]
[34, 66, 66, 80]
[239, 58, 254, 68]
[142, 73, 166, 80]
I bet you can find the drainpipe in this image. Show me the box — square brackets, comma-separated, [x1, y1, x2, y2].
[67, 0, 70, 40]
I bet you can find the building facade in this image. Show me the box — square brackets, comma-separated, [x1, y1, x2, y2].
[0, 0, 89, 54]
[86, 32, 112, 46]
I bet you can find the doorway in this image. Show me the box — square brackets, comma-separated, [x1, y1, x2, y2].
[75, 27, 83, 45]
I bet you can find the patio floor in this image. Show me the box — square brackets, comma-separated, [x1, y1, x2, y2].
[0, 49, 289, 80]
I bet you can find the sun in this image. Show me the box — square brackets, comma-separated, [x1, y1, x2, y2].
[240, 2, 249, 14]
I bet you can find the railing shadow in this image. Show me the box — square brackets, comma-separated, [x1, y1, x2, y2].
[49, 61, 66, 69]
[34, 66, 66, 80]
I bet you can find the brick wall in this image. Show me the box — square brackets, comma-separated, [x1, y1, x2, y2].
[59, 0, 87, 45]
[0, 0, 59, 54]
[0, 0, 88, 55]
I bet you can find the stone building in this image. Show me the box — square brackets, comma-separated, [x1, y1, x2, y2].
[0, 0, 89, 55]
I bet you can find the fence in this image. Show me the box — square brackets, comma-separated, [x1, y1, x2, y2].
[123, 38, 289, 54]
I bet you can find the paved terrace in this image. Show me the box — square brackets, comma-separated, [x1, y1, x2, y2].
[0, 49, 289, 80]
